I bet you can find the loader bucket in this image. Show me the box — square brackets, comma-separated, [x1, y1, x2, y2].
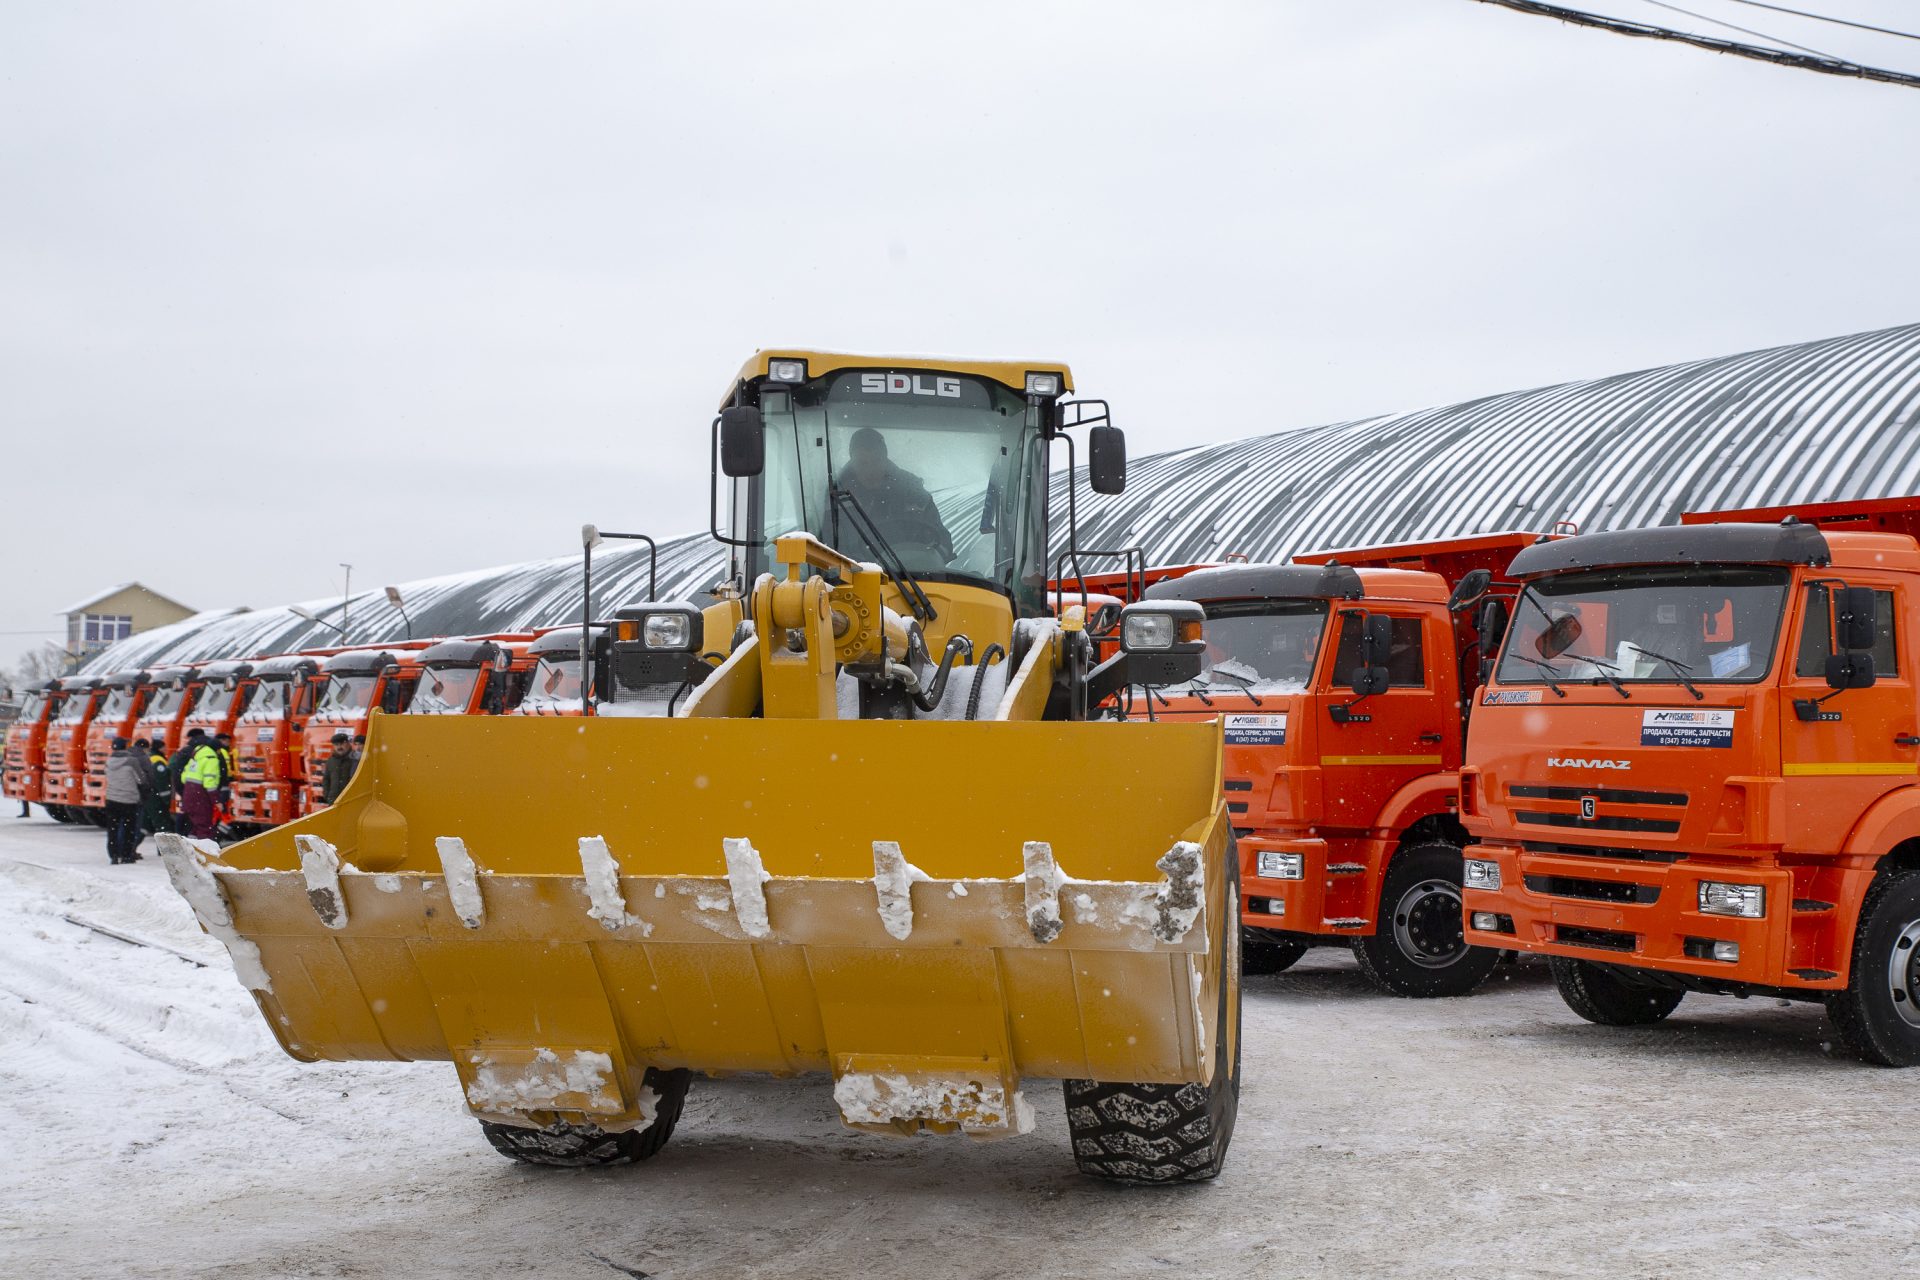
[161, 712, 1230, 1139]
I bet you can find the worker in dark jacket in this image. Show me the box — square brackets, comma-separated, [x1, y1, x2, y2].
[103, 737, 147, 863]
[143, 739, 172, 836]
[320, 733, 355, 805]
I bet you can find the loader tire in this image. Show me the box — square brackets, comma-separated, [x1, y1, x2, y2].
[1065, 856, 1241, 1185]
[479, 1068, 692, 1167]
[1241, 928, 1307, 975]
[1826, 872, 1920, 1067]
[1352, 842, 1498, 998]
[1551, 956, 1684, 1026]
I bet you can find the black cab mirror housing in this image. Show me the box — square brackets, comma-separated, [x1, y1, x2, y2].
[1088, 425, 1126, 495]
[1447, 569, 1492, 613]
[719, 405, 765, 478]
[1836, 585, 1878, 653]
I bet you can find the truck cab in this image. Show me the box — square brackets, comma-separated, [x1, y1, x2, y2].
[230, 654, 321, 830]
[404, 637, 536, 717]
[302, 648, 422, 811]
[131, 665, 202, 759]
[1461, 499, 1920, 1064]
[2, 681, 61, 814]
[509, 627, 609, 716]
[41, 676, 103, 821]
[81, 669, 154, 812]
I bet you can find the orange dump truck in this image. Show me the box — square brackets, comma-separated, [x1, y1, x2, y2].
[1139, 533, 1534, 995]
[131, 665, 203, 759]
[508, 626, 608, 716]
[41, 676, 104, 823]
[1461, 496, 1920, 1063]
[404, 637, 537, 717]
[230, 654, 323, 831]
[2, 680, 63, 815]
[80, 669, 155, 814]
[301, 647, 424, 811]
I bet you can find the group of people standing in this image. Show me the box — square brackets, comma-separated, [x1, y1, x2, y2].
[101, 729, 233, 864]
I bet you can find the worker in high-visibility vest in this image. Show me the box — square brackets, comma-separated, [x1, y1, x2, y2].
[178, 734, 224, 840]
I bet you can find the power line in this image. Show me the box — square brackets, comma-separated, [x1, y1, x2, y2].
[1640, 0, 1838, 58]
[1469, 0, 1920, 87]
[1723, 0, 1920, 43]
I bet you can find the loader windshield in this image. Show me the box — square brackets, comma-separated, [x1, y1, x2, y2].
[409, 667, 481, 715]
[1497, 566, 1789, 687]
[1196, 601, 1329, 694]
[744, 370, 1048, 614]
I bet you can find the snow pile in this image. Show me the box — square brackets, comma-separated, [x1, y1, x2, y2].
[156, 834, 272, 993]
[294, 835, 347, 930]
[722, 837, 771, 939]
[871, 841, 929, 941]
[463, 1048, 622, 1117]
[832, 1071, 1034, 1136]
[433, 836, 486, 929]
[1022, 841, 1067, 943]
[578, 835, 647, 933]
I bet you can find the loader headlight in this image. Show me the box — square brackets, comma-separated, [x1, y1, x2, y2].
[767, 358, 808, 384]
[1464, 858, 1502, 891]
[1025, 371, 1062, 398]
[615, 604, 704, 653]
[1698, 881, 1765, 919]
[1118, 601, 1205, 654]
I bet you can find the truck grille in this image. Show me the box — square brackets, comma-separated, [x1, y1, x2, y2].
[1525, 874, 1660, 905]
[1509, 784, 1686, 807]
[1523, 840, 1685, 864]
[1555, 924, 1636, 952]
[1514, 810, 1681, 834]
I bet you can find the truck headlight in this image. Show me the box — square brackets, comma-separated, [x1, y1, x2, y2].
[1698, 881, 1765, 918]
[1464, 858, 1502, 891]
[1119, 601, 1204, 653]
[1256, 851, 1304, 880]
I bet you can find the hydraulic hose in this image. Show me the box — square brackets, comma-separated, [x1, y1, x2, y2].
[910, 635, 974, 713]
[963, 643, 1008, 721]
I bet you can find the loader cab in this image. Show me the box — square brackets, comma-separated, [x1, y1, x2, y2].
[406, 638, 535, 716]
[512, 627, 609, 716]
[716, 353, 1094, 643]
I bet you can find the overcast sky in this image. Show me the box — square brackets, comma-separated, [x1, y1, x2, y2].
[4, 0, 1918, 673]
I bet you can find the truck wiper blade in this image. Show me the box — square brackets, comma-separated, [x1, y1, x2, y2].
[1511, 655, 1568, 697]
[1563, 650, 1630, 699]
[1204, 668, 1265, 707]
[829, 487, 935, 623]
[1626, 643, 1704, 701]
[1176, 681, 1216, 707]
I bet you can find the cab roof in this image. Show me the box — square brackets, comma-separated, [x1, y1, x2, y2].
[1508, 521, 1829, 578]
[724, 350, 1072, 407]
[1144, 562, 1444, 605]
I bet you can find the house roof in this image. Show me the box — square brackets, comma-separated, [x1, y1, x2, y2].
[58, 582, 196, 617]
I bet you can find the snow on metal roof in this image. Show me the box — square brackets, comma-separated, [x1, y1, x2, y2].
[84, 321, 1920, 672]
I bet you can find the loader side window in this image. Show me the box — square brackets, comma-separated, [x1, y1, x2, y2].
[1794, 585, 1899, 678]
[1331, 614, 1426, 687]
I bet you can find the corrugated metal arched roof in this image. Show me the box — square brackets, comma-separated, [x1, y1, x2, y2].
[88, 321, 1920, 671]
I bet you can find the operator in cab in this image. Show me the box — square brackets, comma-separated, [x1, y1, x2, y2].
[836, 427, 954, 566]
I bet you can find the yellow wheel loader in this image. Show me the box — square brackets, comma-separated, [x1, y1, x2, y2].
[158, 351, 1241, 1185]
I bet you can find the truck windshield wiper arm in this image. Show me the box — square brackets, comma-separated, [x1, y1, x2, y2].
[1626, 643, 1704, 701]
[1510, 655, 1568, 697]
[1563, 650, 1630, 699]
[1176, 681, 1215, 707]
[1204, 668, 1265, 707]
[829, 486, 935, 623]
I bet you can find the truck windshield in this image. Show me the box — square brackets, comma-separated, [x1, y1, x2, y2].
[743, 370, 1048, 614]
[519, 657, 586, 710]
[99, 687, 138, 719]
[1196, 601, 1330, 693]
[316, 675, 376, 717]
[195, 684, 241, 720]
[245, 680, 288, 719]
[55, 696, 91, 723]
[17, 694, 46, 722]
[145, 685, 191, 719]
[409, 668, 480, 715]
[1497, 565, 1790, 686]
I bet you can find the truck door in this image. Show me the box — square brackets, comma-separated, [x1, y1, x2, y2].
[1318, 608, 1449, 835]
[1779, 578, 1916, 851]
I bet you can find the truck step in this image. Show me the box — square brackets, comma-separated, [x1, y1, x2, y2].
[1792, 898, 1835, 912]
[1326, 862, 1366, 875]
[1323, 917, 1371, 929]
[1788, 968, 1838, 981]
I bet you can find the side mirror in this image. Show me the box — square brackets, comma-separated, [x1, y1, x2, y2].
[1347, 613, 1393, 696]
[1536, 611, 1583, 660]
[1826, 652, 1876, 690]
[1447, 569, 1492, 613]
[1836, 586, 1878, 652]
[1088, 425, 1126, 495]
[719, 405, 765, 478]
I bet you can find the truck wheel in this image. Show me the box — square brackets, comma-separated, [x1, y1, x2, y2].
[1551, 956, 1684, 1026]
[1065, 857, 1241, 1185]
[479, 1067, 692, 1166]
[1241, 929, 1308, 975]
[1826, 872, 1920, 1067]
[1352, 842, 1499, 998]
[46, 805, 71, 823]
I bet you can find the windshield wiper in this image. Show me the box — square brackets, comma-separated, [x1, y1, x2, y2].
[1561, 650, 1630, 699]
[1175, 682, 1215, 707]
[829, 487, 936, 623]
[1204, 668, 1266, 707]
[1626, 643, 1704, 701]
[1510, 655, 1568, 697]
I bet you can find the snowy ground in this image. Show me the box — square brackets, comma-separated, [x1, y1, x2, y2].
[4, 815, 1917, 1279]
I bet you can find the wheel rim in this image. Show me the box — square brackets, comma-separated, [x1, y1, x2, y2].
[1886, 920, 1920, 1029]
[1392, 878, 1467, 969]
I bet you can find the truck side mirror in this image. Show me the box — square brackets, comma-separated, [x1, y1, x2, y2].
[1347, 613, 1393, 697]
[1476, 598, 1510, 685]
[1826, 652, 1876, 690]
[1088, 425, 1126, 495]
[1836, 586, 1878, 653]
[719, 405, 765, 478]
[1536, 611, 1583, 659]
[1447, 569, 1492, 613]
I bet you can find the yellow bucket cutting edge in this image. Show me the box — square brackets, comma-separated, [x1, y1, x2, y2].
[159, 713, 1229, 1139]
